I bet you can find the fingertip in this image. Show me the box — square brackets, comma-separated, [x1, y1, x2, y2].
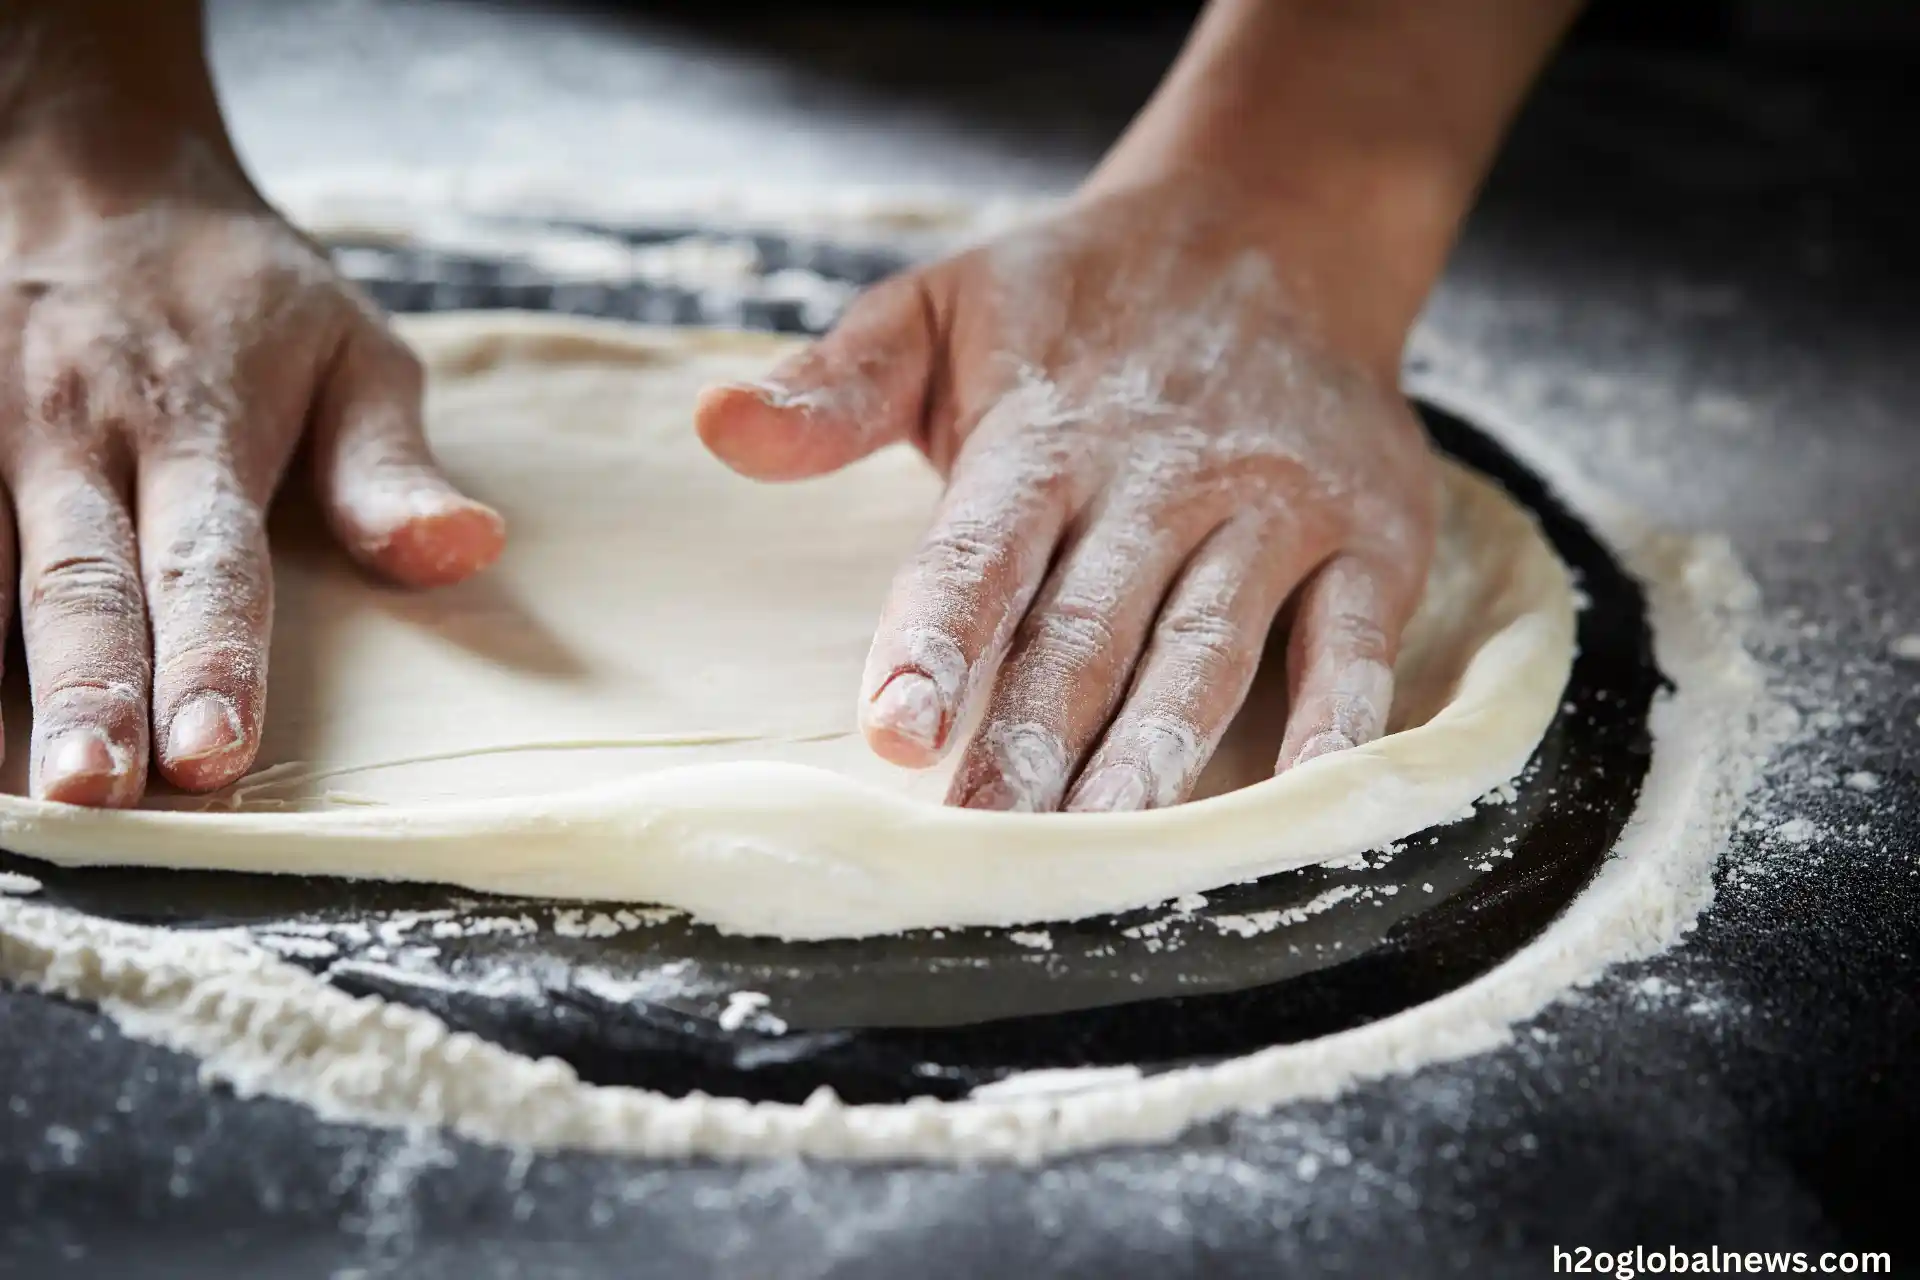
[1064, 762, 1150, 813]
[157, 692, 257, 793]
[947, 766, 1019, 813]
[1280, 729, 1357, 773]
[366, 495, 507, 590]
[692, 381, 756, 442]
[864, 723, 944, 769]
[695, 381, 863, 483]
[861, 669, 950, 767]
[692, 383, 779, 475]
[35, 727, 140, 809]
[943, 723, 1070, 813]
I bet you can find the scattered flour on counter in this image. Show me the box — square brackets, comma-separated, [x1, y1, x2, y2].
[42, 1124, 83, 1166]
[1631, 976, 1680, 1002]
[0, 873, 42, 896]
[427, 914, 538, 940]
[1843, 771, 1881, 793]
[1008, 931, 1054, 951]
[551, 908, 676, 939]
[1773, 817, 1819, 845]
[716, 991, 785, 1035]
[1477, 778, 1522, 808]
[1209, 886, 1366, 939]
[252, 934, 341, 961]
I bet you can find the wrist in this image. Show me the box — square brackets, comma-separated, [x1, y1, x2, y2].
[1, 0, 246, 200]
[1076, 155, 1462, 374]
[1082, 0, 1580, 365]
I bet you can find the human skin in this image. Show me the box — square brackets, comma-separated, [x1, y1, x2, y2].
[0, 0, 503, 806]
[0, 0, 1576, 811]
[697, 0, 1581, 810]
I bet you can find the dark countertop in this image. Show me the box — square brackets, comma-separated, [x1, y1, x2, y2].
[2, 6, 1917, 1277]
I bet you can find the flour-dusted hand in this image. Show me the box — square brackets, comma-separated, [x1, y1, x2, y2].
[0, 0, 504, 806]
[698, 185, 1437, 811]
[697, 0, 1581, 811]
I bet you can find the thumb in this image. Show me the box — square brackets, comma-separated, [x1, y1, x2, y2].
[695, 271, 939, 482]
[310, 323, 506, 589]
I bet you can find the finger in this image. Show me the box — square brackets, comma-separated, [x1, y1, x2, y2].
[310, 325, 506, 589]
[858, 417, 1085, 768]
[138, 437, 272, 792]
[1065, 518, 1318, 811]
[695, 271, 939, 481]
[947, 506, 1204, 812]
[1275, 551, 1419, 772]
[13, 458, 150, 807]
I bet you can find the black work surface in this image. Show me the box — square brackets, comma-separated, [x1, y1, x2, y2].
[5, 9, 1920, 1280]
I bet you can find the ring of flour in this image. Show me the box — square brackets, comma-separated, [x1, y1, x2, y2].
[0, 509, 1767, 1163]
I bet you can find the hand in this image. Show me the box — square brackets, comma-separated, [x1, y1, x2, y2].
[0, 97, 503, 807]
[697, 183, 1438, 812]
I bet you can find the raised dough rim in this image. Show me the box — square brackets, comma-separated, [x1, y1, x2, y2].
[0, 314, 1576, 939]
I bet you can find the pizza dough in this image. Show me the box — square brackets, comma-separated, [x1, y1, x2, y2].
[0, 312, 1575, 939]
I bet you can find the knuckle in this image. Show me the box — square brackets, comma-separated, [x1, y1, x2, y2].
[1320, 609, 1391, 660]
[158, 635, 262, 688]
[29, 553, 143, 618]
[29, 366, 91, 429]
[915, 520, 1012, 584]
[37, 675, 144, 715]
[1155, 606, 1243, 667]
[149, 549, 262, 605]
[147, 502, 268, 607]
[1024, 598, 1117, 669]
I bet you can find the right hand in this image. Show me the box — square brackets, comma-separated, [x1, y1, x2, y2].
[698, 183, 1439, 812]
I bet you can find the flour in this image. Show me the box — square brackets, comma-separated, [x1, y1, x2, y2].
[716, 991, 786, 1035]
[0, 871, 42, 895]
[549, 907, 676, 939]
[1209, 885, 1366, 939]
[1772, 817, 1819, 845]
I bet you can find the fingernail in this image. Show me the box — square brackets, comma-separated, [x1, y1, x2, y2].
[867, 671, 946, 750]
[1068, 764, 1149, 813]
[45, 728, 117, 781]
[1291, 731, 1355, 768]
[742, 378, 815, 412]
[37, 727, 129, 803]
[166, 694, 242, 764]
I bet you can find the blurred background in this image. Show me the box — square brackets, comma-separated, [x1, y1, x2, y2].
[209, 0, 1920, 217]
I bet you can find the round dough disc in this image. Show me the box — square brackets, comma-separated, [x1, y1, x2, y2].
[0, 312, 1575, 939]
